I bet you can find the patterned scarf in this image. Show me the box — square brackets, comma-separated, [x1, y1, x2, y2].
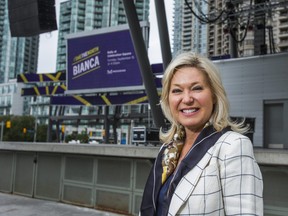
[161, 141, 183, 184]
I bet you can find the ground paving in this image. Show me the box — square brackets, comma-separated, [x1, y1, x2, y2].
[0, 193, 124, 216]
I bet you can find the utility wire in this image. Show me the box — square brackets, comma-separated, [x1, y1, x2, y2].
[184, 0, 227, 24]
[226, 0, 253, 43]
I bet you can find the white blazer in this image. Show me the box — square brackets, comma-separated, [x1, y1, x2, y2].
[167, 131, 263, 215]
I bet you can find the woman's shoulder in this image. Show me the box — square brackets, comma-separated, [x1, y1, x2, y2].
[212, 130, 255, 158]
[218, 130, 250, 143]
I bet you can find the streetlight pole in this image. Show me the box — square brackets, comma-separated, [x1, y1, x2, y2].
[0, 121, 4, 141]
[122, 0, 166, 128]
[33, 102, 38, 142]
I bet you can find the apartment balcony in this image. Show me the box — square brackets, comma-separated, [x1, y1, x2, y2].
[278, 40, 288, 47]
[77, 17, 85, 23]
[278, 15, 288, 21]
[183, 23, 192, 29]
[217, 34, 222, 41]
[61, 17, 71, 23]
[279, 31, 288, 38]
[217, 47, 222, 54]
[217, 41, 222, 48]
[78, 2, 85, 10]
[61, 24, 70, 31]
[183, 41, 191, 47]
[61, 9, 71, 16]
[183, 30, 192, 36]
[209, 45, 214, 52]
[209, 39, 214, 46]
[77, 23, 85, 29]
[183, 18, 192, 24]
[243, 43, 254, 50]
[279, 21, 288, 28]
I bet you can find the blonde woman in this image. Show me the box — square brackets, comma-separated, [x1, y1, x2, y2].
[140, 52, 263, 216]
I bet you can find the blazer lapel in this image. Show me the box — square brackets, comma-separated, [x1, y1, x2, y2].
[168, 146, 215, 215]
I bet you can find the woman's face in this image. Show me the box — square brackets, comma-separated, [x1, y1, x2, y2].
[168, 67, 214, 132]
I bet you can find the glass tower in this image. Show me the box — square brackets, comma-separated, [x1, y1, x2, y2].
[0, 0, 39, 84]
[173, 0, 288, 58]
[56, 0, 150, 71]
[172, 0, 208, 56]
[0, 0, 39, 115]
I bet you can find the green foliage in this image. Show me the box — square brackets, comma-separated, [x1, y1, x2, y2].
[0, 115, 90, 143]
[0, 115, 35, 141]
[65, 132, 89, 143]
[0, 115, 49, 142]
[36, 124, 48, 142]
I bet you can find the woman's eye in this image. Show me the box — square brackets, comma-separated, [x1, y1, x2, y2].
[192, 86, 203, 91]
[171, 88, 182, 93]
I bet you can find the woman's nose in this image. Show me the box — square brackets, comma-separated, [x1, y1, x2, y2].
[182, 91, 193, 103]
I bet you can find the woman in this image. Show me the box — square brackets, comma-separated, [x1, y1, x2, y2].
[140, 52, 263, 216]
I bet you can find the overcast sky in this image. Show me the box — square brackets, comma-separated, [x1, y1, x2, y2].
[37, 0, 173, 73]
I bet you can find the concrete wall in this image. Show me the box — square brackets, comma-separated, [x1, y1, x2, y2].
[215, 53, 288, 148]
[0, 143, 157, 215]
[0, 142, 288, 215]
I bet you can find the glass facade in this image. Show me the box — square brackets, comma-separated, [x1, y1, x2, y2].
[172, 0, 208, 57]
[0, 82, 17, 115]
[174, 0, 288, 58]
[0, 0, 39, 84]
[56, 0, 150, 71]
[0, 1, 39, 115]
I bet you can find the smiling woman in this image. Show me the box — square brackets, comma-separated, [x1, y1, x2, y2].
[139, 52, 263, 216]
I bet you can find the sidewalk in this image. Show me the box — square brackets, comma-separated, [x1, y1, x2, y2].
[0, 193, 124, 216]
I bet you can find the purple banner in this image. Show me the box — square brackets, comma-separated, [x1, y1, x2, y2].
[66, 28, 142, 93]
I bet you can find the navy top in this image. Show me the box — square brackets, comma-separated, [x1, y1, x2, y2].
[156, 174, 173, 216]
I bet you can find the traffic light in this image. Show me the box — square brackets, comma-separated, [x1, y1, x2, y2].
[23, 128, 27, 134]
[6, 121, 11, 128]
[61, 125, 65, 133]
[102, 130, 106, 137]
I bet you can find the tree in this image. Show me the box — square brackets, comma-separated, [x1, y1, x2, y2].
[36, 124, 48, 142]
[0, 115, 35, 141]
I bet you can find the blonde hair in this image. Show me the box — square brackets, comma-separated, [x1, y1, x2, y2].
[160, 52, 248, 143]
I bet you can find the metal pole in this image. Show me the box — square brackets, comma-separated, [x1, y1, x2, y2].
[34, 104, 38, 142]
[154, 0, 172, 69]
[0, 121, 4, 141]
[47, 105, 52, 142]
[34, 117, 37, 142]
[229, 31, 238, 58]
[122, 0, 166, 128]
[104, 106, 110, 143]
[227, 2, 238, 58]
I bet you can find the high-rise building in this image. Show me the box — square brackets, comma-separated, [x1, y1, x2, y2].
[0, 1, 39, 83]
[56, 0, 150, 71]
[0, 0, 39, 115]
[173, 0, 288, 58]
[173, 0, 208, 56]
[273, 4, 288, 53]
